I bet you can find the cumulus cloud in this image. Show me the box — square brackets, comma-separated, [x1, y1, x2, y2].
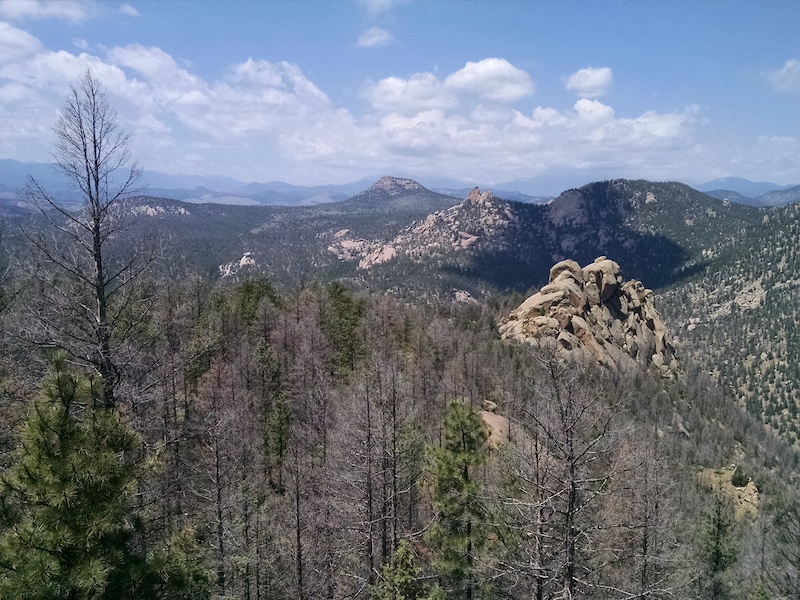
[0, 21, 43, 64]
[356, 27, 394, 48]
[366, 72, 454, 113]
[444, 58, 534, 102]
[364, 58, 533, 115]
[108, 44, 201, 91]
[766, 58, 800, 94]
[565, 66, 612, 98]
[2, 27, 792, 188]
[119, 3, 140, 17]
[0, 0, 94, 23]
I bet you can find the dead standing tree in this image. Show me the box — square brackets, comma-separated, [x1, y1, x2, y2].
[20, 70, 153, 407]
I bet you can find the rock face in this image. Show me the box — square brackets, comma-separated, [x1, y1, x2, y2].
[327, 187, 517, 269]
[499, 257, 680, 378]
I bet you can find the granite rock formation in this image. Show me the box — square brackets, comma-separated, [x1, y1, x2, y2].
[500, 257, 680, 378]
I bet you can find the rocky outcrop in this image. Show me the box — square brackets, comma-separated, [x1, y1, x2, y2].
[219, 251, 256, 277]
[499, 257, 680, 378]
[327, 187, 517, 269]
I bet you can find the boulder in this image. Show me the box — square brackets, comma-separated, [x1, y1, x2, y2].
[549, 259, 584, 284]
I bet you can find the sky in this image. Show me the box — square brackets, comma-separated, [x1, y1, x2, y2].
[1, 0, 799, 194]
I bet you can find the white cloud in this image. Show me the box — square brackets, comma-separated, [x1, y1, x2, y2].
[0, 21, 43, 64]
[356, 27, 394, 48]
[119, 3, 140, 17]
[364, 58, 533, 115]
[366, 72, 455, 113]
[444, 58, 534, 102]
[574, 98, 615, 124]
[0, 0, 94, 23]
[1, 28, 793, 188]
[108, 44, 188, 83]
[565, 66, 612, 98]
[766, 58, 800, 94]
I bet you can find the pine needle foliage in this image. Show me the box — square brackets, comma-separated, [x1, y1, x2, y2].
[424, 400, 490, 599]
[0, 355, 209, 599]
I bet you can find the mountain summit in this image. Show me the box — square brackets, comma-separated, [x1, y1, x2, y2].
[340, 176, 457, 213]
[370, 176, 425, 196]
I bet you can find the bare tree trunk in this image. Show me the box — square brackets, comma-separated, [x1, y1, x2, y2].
[20, 71, 152, 408]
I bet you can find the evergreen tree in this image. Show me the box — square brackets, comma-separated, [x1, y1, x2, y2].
[321, 281, 365, 377]
[0, 356, 209, 599]
[698, 490, 739, 600]
[371, 539, 425, 600]
[424, 400, 490, 600]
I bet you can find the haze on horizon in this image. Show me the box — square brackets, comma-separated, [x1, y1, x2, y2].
[1, 0, 799, 193]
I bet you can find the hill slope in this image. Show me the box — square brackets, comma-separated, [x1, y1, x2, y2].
[660, 202, 800, 441]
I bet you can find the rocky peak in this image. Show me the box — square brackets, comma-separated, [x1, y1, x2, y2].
[466, 187, 497, 207]
[499, 257, 680, 378]
[370, 176, 425, 197]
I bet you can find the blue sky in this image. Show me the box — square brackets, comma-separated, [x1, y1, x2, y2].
[1, 0, 799, 193]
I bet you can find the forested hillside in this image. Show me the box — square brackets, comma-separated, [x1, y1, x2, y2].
[661, 201, 800, 442]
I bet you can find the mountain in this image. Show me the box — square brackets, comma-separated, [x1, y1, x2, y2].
[143, 174, 374, 206]
[131, 176, 752, 303]
[328, 179, 759, 297]
[141, 170, 245, 193]
[659, 201, 800, 442]
[6, 175, 761, 299]
[693, 177, 795, 198]
[337, 176, 459, 213]
[703, 185, 800, 208]
[0, 159, 64, 190]
[142, 186, 262, 206]
[0, 159, 375, 208]
[431, 186, 550, 204]
[702, 189, 762, 206]
[756, 184, 800, 207]
[235, 178, 372, 206]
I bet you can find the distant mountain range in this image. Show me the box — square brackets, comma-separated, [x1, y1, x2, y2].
[0, 159, 551, 208]
[3, 157, 799, 213]
[692, 176, 793, 197]
[691, 176, 800, 207]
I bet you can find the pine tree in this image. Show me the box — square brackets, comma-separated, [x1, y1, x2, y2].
[698, 490, 739, 600]
[424, 400, 490, 600]
[0, 355, 209, 599]
[371, 540, 425, 600]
